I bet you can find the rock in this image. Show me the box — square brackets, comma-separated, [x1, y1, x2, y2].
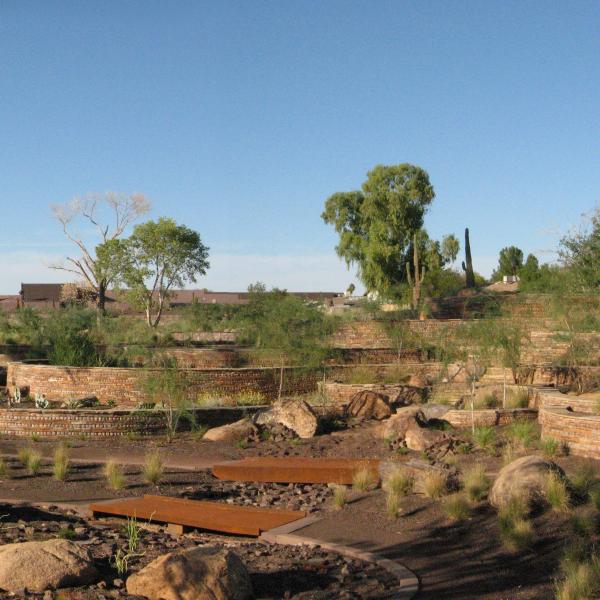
[419, 404, 451, 421]
[254, 399, 318, 438]
[345, 390, 392, 420]
[0, 539, 98, 592]
[126, 545, 252, 600]
[489, 455, 565, 509]
[203, 418, 257, 442]
[404, 422, 449, 452]
[379, 406, 424, 440]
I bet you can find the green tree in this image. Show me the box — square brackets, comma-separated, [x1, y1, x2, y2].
[492, 246, 524, 281]
[235, 285, 333, 399]
[321, 164, 435, 296]
[441, 234, 460, 264]
[103, 218, 210, 328]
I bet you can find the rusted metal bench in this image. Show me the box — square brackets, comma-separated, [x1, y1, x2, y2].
[212, 457, 381, 485]
[89, 494, 306, 536]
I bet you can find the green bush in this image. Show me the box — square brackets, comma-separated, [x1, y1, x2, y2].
[473, 426, 496, 450]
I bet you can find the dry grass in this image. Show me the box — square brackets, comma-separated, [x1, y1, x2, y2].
[443, 493, 471, 522]
[472, 426, 496, 451]
[540, 437, 559, 459]
[421, 470, 447, 500]
[104, 460, 126, 491]
[332, 485, 348, 509]
[18, 446, 32, 467]
[25, 449, 42, 476]
[462, 464, 489, 503]
[142, 451, 164, 486]
[556, 554, 600, 600]
[545, 472, 571, 513]
[352, 466, 378, 492]
[386, 490, 402, 519]
[502, 441, 518, 466]
[498, 495, 533, 551]
[569, 462, 600, 503]
[0, 457, 8, 480]
[52, 444, 70, 481]
[506, 419, 537, 449]
[385, 469, 414, 498]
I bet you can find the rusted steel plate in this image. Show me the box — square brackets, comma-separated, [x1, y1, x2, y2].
[89, 495, 306, 536]
[212, 457, 381, 485]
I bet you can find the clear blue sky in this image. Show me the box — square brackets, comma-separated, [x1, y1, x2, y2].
[1, 1, 599, 293]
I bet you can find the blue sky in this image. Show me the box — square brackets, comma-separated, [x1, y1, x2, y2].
[1, 1, 599, 293]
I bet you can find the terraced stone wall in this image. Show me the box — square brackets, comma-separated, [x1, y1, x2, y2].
[540, 408, 600, 460]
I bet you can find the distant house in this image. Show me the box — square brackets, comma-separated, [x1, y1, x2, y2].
[20, 283, 64, 308]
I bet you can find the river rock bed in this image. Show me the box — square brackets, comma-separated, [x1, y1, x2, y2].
[180, 472, 332, 513]
[0, 503, 400, 599]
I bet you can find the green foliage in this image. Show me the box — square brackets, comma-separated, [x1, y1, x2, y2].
[422, 470, 447, 499]
[104, 459, 126, 490]
[422, 268, 465, 298]
[544, 472, 571, 512]
[540, 437, 559, 459]
[492, 246, 523, 281]
[385, 470, 415, 497]
[569, 463, 600, 503]
[142, 451, 164, 486]
[57, 527, 76, 540]
[506, 418, 537, 449]
[183, 300, 238, 333]
[332, 485, 348, 509]
[472, 426, 496, 450]
[52, 443, 70, 481]
[498, 495, 534, 551]
[234, 390, 267, 406]
[321, 163, 435, 296]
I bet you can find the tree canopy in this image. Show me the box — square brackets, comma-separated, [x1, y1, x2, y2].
[321, 164, 435, 296]
[492, 246, 524, 280]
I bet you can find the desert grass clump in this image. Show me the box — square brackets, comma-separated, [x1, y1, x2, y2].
[569, 508, 599, 538]
[0, 457, 9, 480]
[52, 443, 70, 481]
[555, 553, 600, 600]
[104, 460, 126, 491]
[422, 470, 447, 500]
[26, 449, 42, 476]
[498, 495, 533, 551]
[385, 470, 414, 497]
[142, 451, 164, 486]
[472, 426, 496, 451]
[443, 493, 471, 522]
[332, 485, 348, 510]
[569, 462, 600, 503]
[506, 419, 537, 449]
[18, 446, 32, 467]
[545, 472, 571, 513]
[352, 466, 377, 492]
[501, 441, 518, 466]
[540, 437, 559, 459]
[462, 464, 489, 503]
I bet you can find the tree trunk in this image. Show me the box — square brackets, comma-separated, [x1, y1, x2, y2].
[97, 282, 107, 313]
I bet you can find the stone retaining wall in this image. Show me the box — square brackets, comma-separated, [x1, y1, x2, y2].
[531, 388, 599, 414]
[443, 408, 538, 428]
[540, 408, 600, 460]
[0, 406, 261, 438]
[6, 362, 324, 407]
[319, 382, 427, 405]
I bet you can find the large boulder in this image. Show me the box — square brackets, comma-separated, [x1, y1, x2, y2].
[489, 455, 565, 509]
[254, 399, 318, 438]
[203, 418, 257, 442]
[126, 546, 252, 600]
[346, 390, 392, 420]
[379, 406, 424, 440]
[404, 423, 450, 452]
[0, 539, 98, 592]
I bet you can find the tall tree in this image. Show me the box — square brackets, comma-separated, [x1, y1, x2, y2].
[441, 234, 460, 264]
[105, 217, 209, 327]
[493, 246, 524, 280]
[51, 192, 150, 312]
[321, 164, 435, 296]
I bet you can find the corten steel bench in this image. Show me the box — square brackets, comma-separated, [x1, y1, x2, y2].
[89, 495, 306, 536]
[212, 457, 381, 485]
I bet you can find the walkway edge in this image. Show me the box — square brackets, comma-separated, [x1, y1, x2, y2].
[261, 516, 420, 600]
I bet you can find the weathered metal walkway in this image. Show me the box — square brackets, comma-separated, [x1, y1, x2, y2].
[89, 494, 306, 536]
[212, 457, 381, 485]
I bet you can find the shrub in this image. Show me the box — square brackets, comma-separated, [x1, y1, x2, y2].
[506, 419, 537, 449]
[142, 451, 164, 486]
[18, 446, 32, 467]
[473, 426, 496, 450]
[385, 470, 414, 497]
[52, 444, 70, 481]
[506, 388, 529, 409]
[105, 460, 126, 491]
[498, 494, 529, 525]
[386, 491, 402, 519]
[545, 472, 570, 513]
[235, 391, 267, 406]
[540, 437, 559, 459]
[422, 470, 447, 500]
[443, 493, 471, 522]
[474, 393, 500, 409]
[500, 517, 534, 552]
[332, 485, 348, 509]
[462, 464, 489, 502]
[569, 509, 599, 538]
[195, 393, 220, 408]
[352, 467, 377, 492]
[58, 527, 76, 540]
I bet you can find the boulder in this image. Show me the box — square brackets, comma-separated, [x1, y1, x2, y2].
[379, 406, 424, 440]
[254, 399, 318, 438]
[0, 539, 98, 592]
[203, 418, 257, 442]
[346, 390, 392, 420]
[126, 546, 252, 600]
[489, 455, 566, 509]
[404, 422, 449, 452]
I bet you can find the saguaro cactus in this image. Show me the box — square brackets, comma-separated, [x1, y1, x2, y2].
[406, 232, 425, 309]
[462, 227, 475, 288]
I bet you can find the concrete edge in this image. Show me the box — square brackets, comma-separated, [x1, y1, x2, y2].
[261, 516, 420, 600]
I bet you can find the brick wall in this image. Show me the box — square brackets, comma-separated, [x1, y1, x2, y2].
[319, 382, 427, 405]
[7, 362, 325, 407]
[540, 408, 600, 460]
[0, 406, 261, 438]
[443, 408, 538, 428]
